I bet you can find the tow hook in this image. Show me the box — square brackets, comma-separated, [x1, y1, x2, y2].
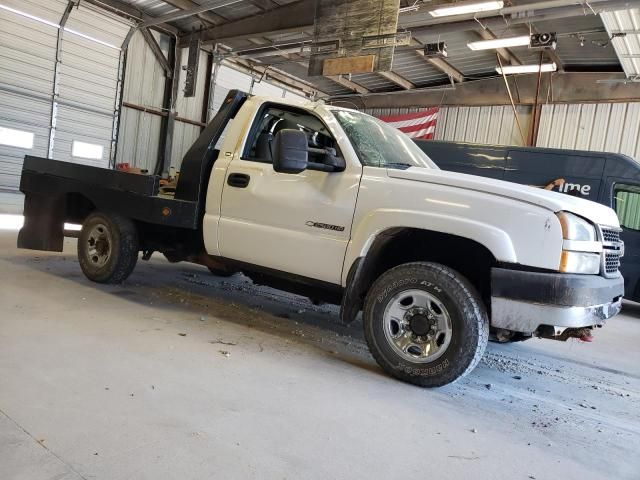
[537, 325, 594, 342]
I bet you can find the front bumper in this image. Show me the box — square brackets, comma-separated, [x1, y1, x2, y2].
[491, 268, 624, 333]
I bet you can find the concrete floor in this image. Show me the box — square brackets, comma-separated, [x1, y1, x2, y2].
[1, 230, 639, 480]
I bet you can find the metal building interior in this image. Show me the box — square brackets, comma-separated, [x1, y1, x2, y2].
[1, 1, 640, 479]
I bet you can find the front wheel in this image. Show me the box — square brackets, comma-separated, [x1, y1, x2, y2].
[78, 212, 139, 284]
[363, 262, 488, 387]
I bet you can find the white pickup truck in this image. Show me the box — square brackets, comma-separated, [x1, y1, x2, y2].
[18, 90, 624, 387]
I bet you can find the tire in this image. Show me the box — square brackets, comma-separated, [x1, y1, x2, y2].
[78, 211, 139, 284]
[363, 262, 489, 387]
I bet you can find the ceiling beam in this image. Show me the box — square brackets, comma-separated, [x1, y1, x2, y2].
[416, 51, 464, 83]
[224, 53, 327, 97]
[379, 71, 414, 89]
[249, 0, 280, 11]
[140, 28, 173, 76]
[180, 0, 315, 47]
[162, 0, 226, 25]
[231, 43, 312, 59]
[187, 0, 626, 48]
[84, 0, 179, 35]
[140, 0, 240, 28]
[475, 29, 522, 66]
[289, 58, 369, 94]
[326, 75, 370, 94]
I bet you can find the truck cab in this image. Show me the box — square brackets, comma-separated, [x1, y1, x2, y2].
[17, 90, 625, 387]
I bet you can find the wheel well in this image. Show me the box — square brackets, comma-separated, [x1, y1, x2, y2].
[65, 193, 96, 224]
[358, 228, 496, 309]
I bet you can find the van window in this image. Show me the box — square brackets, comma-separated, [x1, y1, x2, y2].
[614, 184, 640, 230]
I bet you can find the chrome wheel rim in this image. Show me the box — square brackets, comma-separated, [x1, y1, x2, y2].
[86, 223, 111, 268]
[382, 289, 453, 363]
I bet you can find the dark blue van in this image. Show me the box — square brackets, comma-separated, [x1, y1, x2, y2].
[415, 140, 640, 302]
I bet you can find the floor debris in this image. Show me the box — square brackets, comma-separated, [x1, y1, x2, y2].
[209, 339, 237, 346]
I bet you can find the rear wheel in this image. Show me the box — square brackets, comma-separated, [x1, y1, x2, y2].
[78, 212, 139, 284]
[363, 262, 488, 387]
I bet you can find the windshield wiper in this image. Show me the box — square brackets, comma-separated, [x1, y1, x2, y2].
[384, 162, 412, 170]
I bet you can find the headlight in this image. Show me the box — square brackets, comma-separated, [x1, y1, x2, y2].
[556, 212, 600, 274]
[557, 211, 596, 241]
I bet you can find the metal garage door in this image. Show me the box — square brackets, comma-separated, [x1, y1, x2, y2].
[0, 0, 67, 190]
[54, 3, 130, 167]
[0, 0, 130, 190]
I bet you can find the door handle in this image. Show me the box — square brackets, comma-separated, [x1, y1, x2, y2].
[227, 172, 250, 188]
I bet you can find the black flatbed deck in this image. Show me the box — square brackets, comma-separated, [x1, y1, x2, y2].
[20, 156, 199, 229]
[17, 89, 249, 253]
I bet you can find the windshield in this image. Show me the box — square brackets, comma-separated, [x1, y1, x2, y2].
[332, 109, 438, 170]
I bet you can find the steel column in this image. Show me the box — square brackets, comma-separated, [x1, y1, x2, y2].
[47, 1, 77, 159]
[110, 26, 135, 168]
[156, 39, 182, 176]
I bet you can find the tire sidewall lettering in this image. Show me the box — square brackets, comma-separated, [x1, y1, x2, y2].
[376, 278, 443, 304]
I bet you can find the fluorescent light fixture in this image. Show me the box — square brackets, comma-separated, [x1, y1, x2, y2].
[496, 63, 557, 75]
[429, 1, 503, 17]
[468, 35, 530, 51]
[0, 127, 34, 149]
[72, 141, 103, 160]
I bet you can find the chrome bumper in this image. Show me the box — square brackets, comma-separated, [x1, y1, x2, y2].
[490, 268, 624, 333]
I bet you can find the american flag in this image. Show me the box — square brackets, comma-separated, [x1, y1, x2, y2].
[378, 107, 439, 140]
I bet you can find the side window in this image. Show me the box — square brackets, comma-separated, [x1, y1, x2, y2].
[614, 184, 640, 231]
[243, 105, 341, 166]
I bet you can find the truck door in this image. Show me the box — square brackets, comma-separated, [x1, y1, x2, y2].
[218, 104, 361, 285]
[504, 150, 605, 201]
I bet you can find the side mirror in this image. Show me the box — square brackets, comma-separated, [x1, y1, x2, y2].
[272, 129, 308, 174]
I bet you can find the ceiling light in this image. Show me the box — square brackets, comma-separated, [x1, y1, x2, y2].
[496, 63, 557, 75]
[468, 35, 531, 51]
[429, 1, 503, 18]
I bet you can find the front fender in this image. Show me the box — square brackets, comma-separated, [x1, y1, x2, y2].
[342, 209, 517, 285]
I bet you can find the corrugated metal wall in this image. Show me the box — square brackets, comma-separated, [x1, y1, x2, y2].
[366, 105, 532, 146]
[170, 47, 210, 170]
[117, 29, 167, 171]
[370, 102, 640, 160]
[537, 102, 640, 159]
[436, 105, 531, 146]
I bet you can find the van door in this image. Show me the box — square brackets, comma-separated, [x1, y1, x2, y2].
[609, 181, 640, 301]
[504, 150, 605, 201]
[417, 141, 506, 180]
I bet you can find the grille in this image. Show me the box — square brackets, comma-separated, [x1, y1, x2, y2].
[605, 252, 621, 275]
[602, 228, 621, 244]
[600, 226, 623, 277]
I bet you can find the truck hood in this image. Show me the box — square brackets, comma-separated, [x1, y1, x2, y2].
[388, 167, 620, 228]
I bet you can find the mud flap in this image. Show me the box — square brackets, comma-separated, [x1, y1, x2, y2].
[17, 193, 65, 252]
